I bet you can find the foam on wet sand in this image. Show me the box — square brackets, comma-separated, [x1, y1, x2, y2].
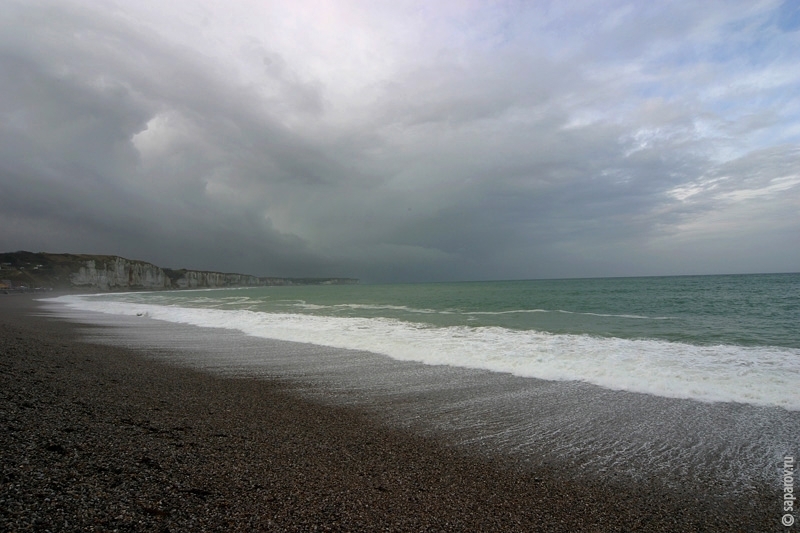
[0, 295, 783, 531]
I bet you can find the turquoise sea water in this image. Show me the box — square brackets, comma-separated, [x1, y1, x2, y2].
[53, 273, 800, 410]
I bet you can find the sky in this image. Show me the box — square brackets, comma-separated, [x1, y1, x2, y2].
[1, 0, 799, 282]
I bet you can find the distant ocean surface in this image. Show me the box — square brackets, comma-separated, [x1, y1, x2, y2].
[51, 273, 800, 411]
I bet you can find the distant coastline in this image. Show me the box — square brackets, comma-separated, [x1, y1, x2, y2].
[0, 251, 357, 292]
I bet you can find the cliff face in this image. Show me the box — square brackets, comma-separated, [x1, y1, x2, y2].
[71, 258, 170, 290]
[165, 270, 267, 289]
[0, 252, 357, 291]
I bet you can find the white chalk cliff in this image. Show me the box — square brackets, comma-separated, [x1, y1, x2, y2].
[70, 258, 170, 290]
[0, 251, 356, 290]
[64, 255, 356, 290]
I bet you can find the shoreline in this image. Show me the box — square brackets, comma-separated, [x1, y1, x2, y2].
[0, 296, 781, 531]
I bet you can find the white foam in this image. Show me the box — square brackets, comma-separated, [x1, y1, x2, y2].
[48, 295, 800, 411]
[469, 309, 676, 319]
[281, 301, 447, 314]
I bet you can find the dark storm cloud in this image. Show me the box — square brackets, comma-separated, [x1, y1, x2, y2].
[1, 0, 798, 281]
[0, 0, 338, 276]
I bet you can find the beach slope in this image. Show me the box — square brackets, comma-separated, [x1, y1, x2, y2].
[0, 296, 777, 531]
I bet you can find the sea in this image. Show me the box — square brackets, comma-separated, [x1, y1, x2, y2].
[43, 273, 800, 497]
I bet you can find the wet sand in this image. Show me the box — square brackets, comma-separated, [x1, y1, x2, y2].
[0, 295, 780, 531]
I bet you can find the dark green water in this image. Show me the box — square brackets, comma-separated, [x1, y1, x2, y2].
[58, 273, 800, 409]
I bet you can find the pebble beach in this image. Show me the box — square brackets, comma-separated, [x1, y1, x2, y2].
[0, 295, 781, 532]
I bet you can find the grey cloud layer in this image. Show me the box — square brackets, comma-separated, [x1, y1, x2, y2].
[1, 0, 798, 281]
